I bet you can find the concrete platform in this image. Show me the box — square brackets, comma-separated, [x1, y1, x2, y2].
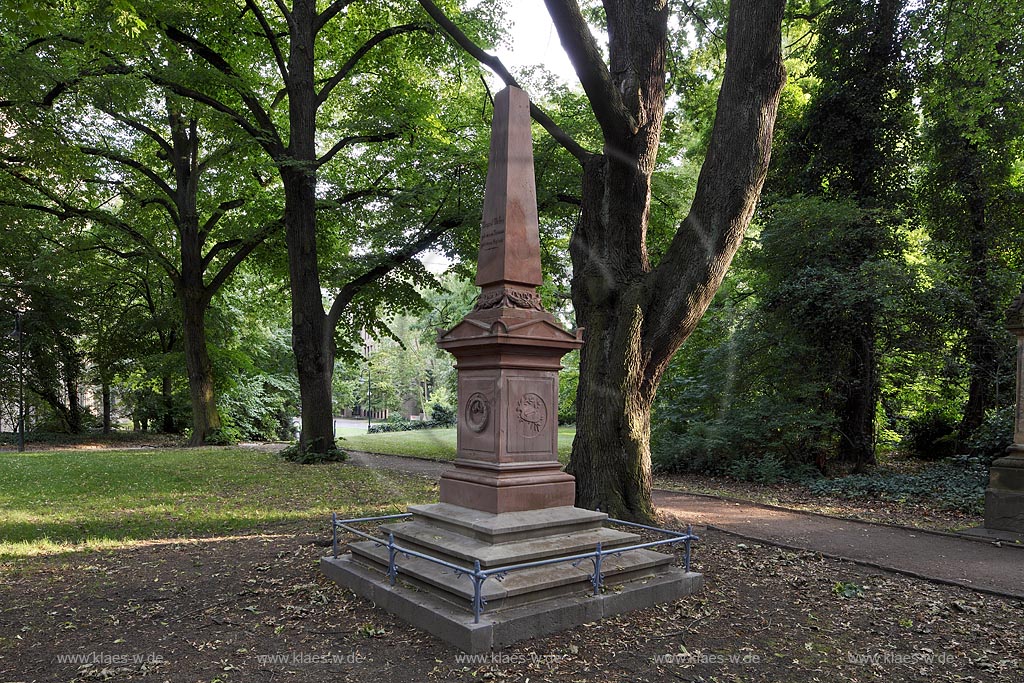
[321, 553, 704, 652]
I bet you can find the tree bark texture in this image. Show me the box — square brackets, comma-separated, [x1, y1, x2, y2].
[285, 1, 337, 454]
[550, 0, 786, 519]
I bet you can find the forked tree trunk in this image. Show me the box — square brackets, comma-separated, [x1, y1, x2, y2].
[556, 0, 787, 520]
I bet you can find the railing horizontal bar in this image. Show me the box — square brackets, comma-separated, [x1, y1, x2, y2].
[477, 536, 696, 576]
[334, 513, 412, 525]
[607, 516, 695, 538]
[327, 513, 698, 584]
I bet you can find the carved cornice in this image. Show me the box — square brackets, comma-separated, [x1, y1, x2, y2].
[473, 286, 543, 312]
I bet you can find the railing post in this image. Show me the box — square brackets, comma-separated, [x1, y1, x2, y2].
[591, 542, 604, 596]
[684, 525, 693, 573]
[387, 532, 399, 586]
[332, 512, 338, 558]
[472, 560, 485, 623]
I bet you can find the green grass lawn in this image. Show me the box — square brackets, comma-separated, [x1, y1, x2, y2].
[339, 426, 576, 463]
[0, 448, 436, 559]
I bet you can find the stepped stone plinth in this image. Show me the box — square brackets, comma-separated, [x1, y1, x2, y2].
[983, 293, 1024, 535]
[320, 86, 703, 652]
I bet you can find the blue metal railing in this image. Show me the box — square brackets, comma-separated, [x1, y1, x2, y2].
[329, 511, 699, 623]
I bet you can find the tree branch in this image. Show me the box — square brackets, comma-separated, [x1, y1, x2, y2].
[204, 219, 282, 296]
[243, 0, 289, 82]
[316, 24, 428, 107]
[326, 215, 460, 331]
[315, 0, 357, 34]
[159, 25, 283, 155]
[317, 132, 400, 168]
[145, 72, 273, 151]
[80, 146, 175, 200]
[198, 198, 246, 247]
[649, 0, 787, 361]
[542, 0, 635, 143]
[415, 0, 593, 163]
[96, 106, 174, 160]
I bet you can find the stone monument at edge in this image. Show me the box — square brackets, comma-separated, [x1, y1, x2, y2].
[321, 86, 703, 652]
[982, 292, 1024, 534]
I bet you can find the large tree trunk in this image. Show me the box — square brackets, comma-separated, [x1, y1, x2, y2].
[284, 2, 336, 454]
[560, 0, 786, 519]
[181, 288, 221, 445]
[960, 184, 998, 438]
[836, 325, 878, 470]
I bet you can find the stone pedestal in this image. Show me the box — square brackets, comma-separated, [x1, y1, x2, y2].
[985, 451, 1024, 533]
[320, 86, 702, 652]
[983, 294, 1024, 534]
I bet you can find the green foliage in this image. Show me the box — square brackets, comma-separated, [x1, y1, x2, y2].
[901, 407, 960, 460]
[204, 425, 242, 446]
[833, 581, 865, 599]
[806, 462, 986, 514]
[963, 406, 1014, 464]
[278, 442, 347, 465]
[367, 418, 450, 434]
[429, 402, 456, 427]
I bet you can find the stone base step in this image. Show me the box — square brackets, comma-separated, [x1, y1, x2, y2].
[349, 540, 675, 612]
[380, 519, 639, 568]
[406, 503, 608, 544]
[321, 553, 705, 653]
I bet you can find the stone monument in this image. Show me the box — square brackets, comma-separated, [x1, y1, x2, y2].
[983, 292, 1024, 534]
[321, 86, 703, 652]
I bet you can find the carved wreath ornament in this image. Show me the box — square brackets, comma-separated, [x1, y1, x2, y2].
[515, 393, 547, 437]
[465, 392, 489, 433]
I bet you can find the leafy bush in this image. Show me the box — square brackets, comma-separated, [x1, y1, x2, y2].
[964, 405, 1013, 465]
[367, 418, 450, 433]
[205, 425, 243, 446]
[219, 373, 298, 442]
[278, 441, 347, 464]
[723, 454, 792, 485]
[901, 407, 960, 460]
[429, 402, 456, 427]
[806, 461, 985, 514]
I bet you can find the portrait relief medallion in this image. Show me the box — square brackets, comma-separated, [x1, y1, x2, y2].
[465, 392, 490, 433]
[515, 392, 547, 438]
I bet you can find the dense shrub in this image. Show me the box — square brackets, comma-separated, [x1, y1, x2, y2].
[430, 402, 456, 427]
[963, 405, 1013, 465]
[278, 442, 347, 464]
[367, 418, 451, 433]
[204, 425, 243, 446]
[219, 374, 298, 442]
[806, 461, 986, 514]
[901, 407, 960, 460]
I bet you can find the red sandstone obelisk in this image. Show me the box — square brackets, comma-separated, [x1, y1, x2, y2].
[436, 86, 582, 513]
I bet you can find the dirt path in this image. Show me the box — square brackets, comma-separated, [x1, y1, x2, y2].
[338, 449, 1024, 600]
